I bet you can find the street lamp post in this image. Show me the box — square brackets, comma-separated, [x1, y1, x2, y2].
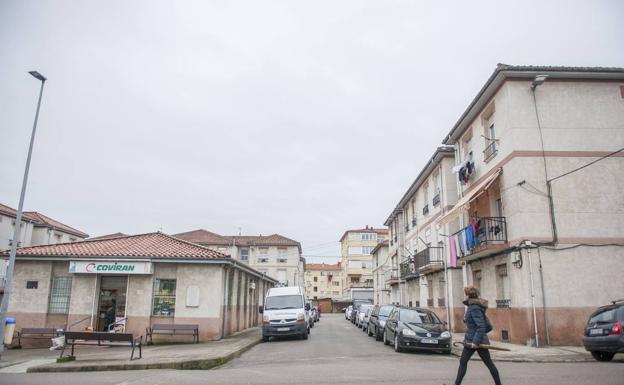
[0, 71, 47, 356]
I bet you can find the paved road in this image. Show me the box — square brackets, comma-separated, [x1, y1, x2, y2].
[2, 314, 623, 385]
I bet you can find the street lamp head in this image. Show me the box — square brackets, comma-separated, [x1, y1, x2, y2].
[531, 74, 548, 90]
[28, 71, 47, 82]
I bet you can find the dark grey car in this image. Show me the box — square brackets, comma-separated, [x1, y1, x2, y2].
[383, 306, 451, 354]
[583, 301, 624, 361]
[367, 304, 396, 341]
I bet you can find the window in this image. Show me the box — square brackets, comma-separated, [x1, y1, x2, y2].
[495, 198, 503, 217]
[472, 270, 482, 292]
[332, 281, 340, 286]
[496, 264, 510, 301]
[348, 260, 372, 269]
[484, 113, 497, 160]
[423, 183, 429, 205]
[313, 276, 318, 282]
[427, 278, 434, 301]
[26, 280, 38, 289]
[361, 233, 376, 241]
[462, 129, 473, 157]
[257, 257, 269, 263]
[240, 248, 249, 261]
[313, 287, 318, 292]
[152, 279, 176, 317]
[432, 173, 441, 206]
[48, 277, 72, 314]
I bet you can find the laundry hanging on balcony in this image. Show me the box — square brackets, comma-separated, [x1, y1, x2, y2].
[452, 153, 475, 185]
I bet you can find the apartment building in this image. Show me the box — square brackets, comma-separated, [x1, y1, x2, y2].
[380, 64, 624, 346]
[371, 241, 390, 305]
[384, 147, 461, 325]
[304, 262, 343, 301]
[0, 203, 88, 289]
[174, 229, 304, 287]
[339, 226, 388, 298]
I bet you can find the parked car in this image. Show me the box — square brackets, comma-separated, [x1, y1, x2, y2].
[362, 306, 374, 333]
[368, 304, 396, 341]
[583, 300, 624, 361]
[383, 306, 451, 354]
[311, 306, 320, 323]
[260, 286, 311, 341]
[345, 305, 353, 320]
[357, 304, 374, 328]
[306, 302, 315, 328]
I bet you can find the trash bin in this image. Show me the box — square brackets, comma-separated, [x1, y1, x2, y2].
[4, 317, 16, 345]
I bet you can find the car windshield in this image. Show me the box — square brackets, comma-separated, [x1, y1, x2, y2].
[265, 295, 303, 310]
[399, 309, 441, 324]
[379, 305, 394, 317]
[589, 308, 617, 324]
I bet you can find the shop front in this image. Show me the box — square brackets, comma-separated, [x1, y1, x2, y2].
[1, 232, 276, 346]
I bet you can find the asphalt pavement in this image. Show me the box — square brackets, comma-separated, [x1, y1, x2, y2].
[1, 313, 622, 385]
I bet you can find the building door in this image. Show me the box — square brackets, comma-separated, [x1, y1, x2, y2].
[97, 276, 128, 332]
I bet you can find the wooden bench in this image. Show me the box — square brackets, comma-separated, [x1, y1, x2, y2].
[17, 328, 62, 347]
[61, 331, 142, 360]
[146, 324, 199, 344]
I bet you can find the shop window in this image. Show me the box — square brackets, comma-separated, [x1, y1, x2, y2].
[26, 280, 38, 289]
[48, 277, 72, 314]
[152, 278, 176, 317]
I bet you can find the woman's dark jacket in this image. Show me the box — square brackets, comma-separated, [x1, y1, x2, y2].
[463, 298, 490, 346]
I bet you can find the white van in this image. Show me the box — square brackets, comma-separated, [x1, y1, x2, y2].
[260, 286, 310, 341]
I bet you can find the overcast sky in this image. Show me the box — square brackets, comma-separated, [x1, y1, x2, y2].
[1, 1, 623, 258]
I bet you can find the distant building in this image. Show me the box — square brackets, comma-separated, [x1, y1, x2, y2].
[339, 226, 388, 298]
[304, 262, 343, 301]
[0, 203, 88, 288]
[371, 241, 390, 305]
[174, 229, 304, 287]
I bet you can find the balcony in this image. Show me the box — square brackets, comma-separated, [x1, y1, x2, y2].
[483, 141, 498, 161]
[432, 193, 440, 207]
[452, 217, 508, 260]
[350, 282, 373, 288]
[399, 258, 418, 281]
[385, 271, 402, 286]
[422, 204, 429, 216]
[414, 247, 444, 273]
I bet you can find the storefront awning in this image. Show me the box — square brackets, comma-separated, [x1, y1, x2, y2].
[438, 168, 502, 225]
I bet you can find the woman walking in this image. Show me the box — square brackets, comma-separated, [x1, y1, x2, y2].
[453, 286, 502, 385]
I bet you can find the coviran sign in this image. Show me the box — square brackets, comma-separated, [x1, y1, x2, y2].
[69, 260, 152, 274]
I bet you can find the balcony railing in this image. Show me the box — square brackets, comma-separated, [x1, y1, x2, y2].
[452, 217, 507, 258]
[350, 282, 374, 288]
[496, 299, 511, 308]
[432, 193, 440, 207]
[422, 204, 429, 216]
[399, 258, 418, 280]
[483, 141, 498, 160]
[414, 247, 444, 271]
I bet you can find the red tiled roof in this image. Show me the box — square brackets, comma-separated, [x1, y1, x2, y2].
[175, 229, 302, 251]
[88, 232, 127, 241]
[174, 229, 232, 246]
[0, 232, 229, 260]
[0, 203, 38, 222]
[24, 211, 89, 238]
[306, 263, 342, 271]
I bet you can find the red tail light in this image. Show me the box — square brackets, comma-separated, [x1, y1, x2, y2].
[610, 321, 622, 335]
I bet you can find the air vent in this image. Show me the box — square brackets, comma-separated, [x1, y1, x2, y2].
[501, 330, 510, 342]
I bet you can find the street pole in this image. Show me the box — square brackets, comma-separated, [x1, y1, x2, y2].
[0, 71, 46, 356]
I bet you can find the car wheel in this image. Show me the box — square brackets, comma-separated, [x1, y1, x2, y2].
[302, 329, 309, 340]
[383, 330, 390, 345]
[591, 351, 615, 362]
[375, 328, 382, 341]
[262, 335, 269, 342]
[310, 321, 314, 328]
[394, 335, 402, 353]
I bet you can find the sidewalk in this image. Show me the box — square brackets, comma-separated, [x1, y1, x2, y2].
[0, 327, 261, 373]
[450, 332, 624, 363]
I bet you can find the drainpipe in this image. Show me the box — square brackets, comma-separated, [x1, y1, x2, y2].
[443, 259, 452, 331]
[220, 267, 230, 339]
[537, 247, 551, 345]
[526, 243, 539, 347]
